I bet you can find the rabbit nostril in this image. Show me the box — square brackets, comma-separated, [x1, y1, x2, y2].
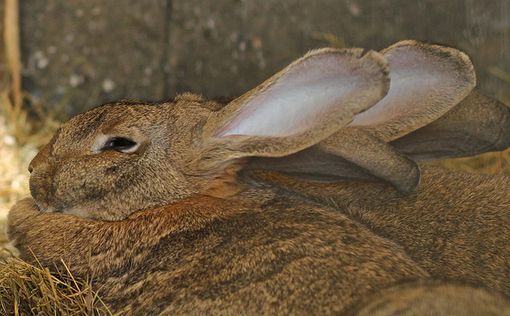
[28, 166, 33, 173]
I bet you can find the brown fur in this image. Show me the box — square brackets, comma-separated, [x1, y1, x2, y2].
[253, 166, 510, 296]
[7, 41, 510, 314]
[9, 193, 428, 315]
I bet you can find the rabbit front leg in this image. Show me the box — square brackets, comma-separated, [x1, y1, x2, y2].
[7, 198, 40, 235]
[7, 197, 99, 276]
[7, 195, 243, 280]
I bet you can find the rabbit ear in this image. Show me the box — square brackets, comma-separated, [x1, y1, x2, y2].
[243, 41, 476, 193]
[248, 148, 377, 183]
[198, 48, 389, 165]
[317, 128, 420, 193]
[249, 128, 420, 194]
[391, 92, 510, 161]
[350, 40, 476, 141]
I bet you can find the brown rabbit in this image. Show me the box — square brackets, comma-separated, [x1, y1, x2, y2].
[7, 41, 510, 314]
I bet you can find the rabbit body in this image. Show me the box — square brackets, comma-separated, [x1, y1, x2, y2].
[7, 41, 510, 314]
[254, 165, 510, 297]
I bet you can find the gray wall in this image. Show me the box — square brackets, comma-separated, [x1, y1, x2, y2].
[17, 0, 510, 114]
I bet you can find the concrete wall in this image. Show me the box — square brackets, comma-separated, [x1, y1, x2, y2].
[14, 0, 510, 114]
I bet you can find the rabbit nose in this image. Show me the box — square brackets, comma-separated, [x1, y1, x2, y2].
[29, 143, 52, 173]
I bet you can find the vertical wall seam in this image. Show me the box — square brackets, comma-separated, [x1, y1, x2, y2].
[161, 0, 173, 99]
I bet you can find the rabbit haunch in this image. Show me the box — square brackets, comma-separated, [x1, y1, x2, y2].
[26, 40, 505, 222]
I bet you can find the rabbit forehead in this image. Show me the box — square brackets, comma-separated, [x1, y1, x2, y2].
[50, 99, 212, 155]
[52, 104, 165, 151]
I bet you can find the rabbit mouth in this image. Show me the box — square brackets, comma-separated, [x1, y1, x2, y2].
[33, 199, 97, 219]
[33, 200, 59, 213]
[31, 191, 63, 214]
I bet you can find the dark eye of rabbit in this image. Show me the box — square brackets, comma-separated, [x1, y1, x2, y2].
[101, 137, 138, 153]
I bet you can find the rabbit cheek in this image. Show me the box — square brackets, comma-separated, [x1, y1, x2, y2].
[28, 165, 57, 212]
[56, 160, 135, 218]
[41, 158, 106, 214]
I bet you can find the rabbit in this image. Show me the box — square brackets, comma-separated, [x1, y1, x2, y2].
[9, 45, 426, 314]
[7, 40, 509, 314]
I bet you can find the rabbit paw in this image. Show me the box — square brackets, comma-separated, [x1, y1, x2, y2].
[6, 198, 43, 245]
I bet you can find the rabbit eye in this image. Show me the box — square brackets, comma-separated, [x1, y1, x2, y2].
[101, 137, 138, 153]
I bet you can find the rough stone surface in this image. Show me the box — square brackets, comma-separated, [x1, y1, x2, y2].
[17, 0, 510, 114]
[169, 0, 510, 102]
[19, 0, 169, 114]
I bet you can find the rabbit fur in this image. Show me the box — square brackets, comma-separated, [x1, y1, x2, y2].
[7, 40, 510, 314]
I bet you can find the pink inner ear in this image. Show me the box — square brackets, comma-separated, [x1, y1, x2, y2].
[215, 51, 385, 138]
[349, 43, 475, 140]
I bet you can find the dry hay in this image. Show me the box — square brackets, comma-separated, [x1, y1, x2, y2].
[0, 257, 111, 315]
[0, 113, 33, 260]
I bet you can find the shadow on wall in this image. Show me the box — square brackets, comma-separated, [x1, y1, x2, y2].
[11, 0, 510, 114]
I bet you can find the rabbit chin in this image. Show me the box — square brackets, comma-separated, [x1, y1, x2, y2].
[32, 199, 57, 214]
[34, 200, 95, 219]
[61, 206, 95, 219]
[62, 204, 127, 221]
[37, 205, 57, 213]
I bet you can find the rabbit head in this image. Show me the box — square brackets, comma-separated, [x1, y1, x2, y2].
[28, 48, 390, 220]
[29, 98, 206, 220]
